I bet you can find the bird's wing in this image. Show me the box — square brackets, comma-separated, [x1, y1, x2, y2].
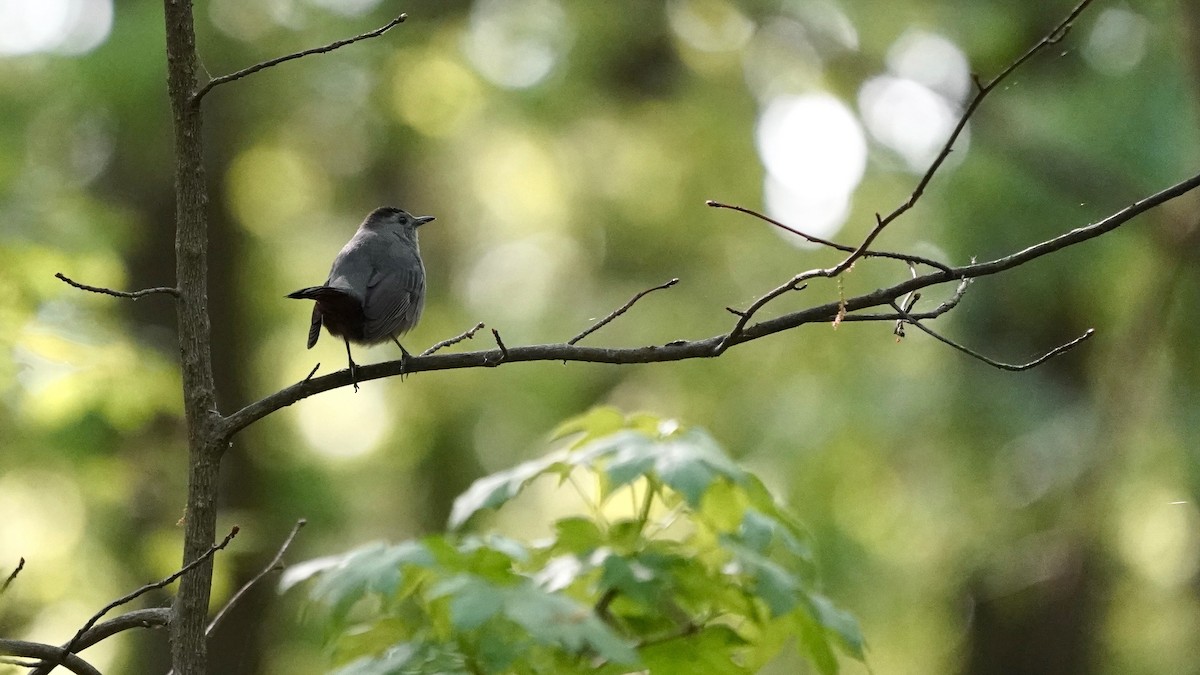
[362, 264, 425, 341]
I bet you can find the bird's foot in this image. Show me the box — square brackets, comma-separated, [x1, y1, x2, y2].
[348, 359, 360, 392]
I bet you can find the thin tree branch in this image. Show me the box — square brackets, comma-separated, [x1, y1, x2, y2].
[891, 300, 1096, 370]
[833, 0, 1097, 270]
[1, 557, 23, 596]
[55, 273, 179, 300]
[706, 202, 953, 273]
[216, 168, 1200, 438]
[42, 527, 238, 673]
[421, 323, 487, 356]
[0, 641, 100, 675]
[192, 13, 408, 104]
[28, 609, 172, 675]
[569, 279, 680, 345]
[206, 520, 305, 638]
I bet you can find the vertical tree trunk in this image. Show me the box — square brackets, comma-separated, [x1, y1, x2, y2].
[162, 1, 222, 673]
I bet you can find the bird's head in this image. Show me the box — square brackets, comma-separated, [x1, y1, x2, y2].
[362, 206, 436, 235]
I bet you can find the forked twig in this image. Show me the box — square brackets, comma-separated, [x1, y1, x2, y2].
[890, 299, 1095, 370]
[42, 527, 238, 673]
[706, 201, 953, 273]
[717, 0, 1097, 346]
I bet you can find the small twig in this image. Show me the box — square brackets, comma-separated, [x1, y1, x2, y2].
[706, 201, 953, 273]
[490, 329, 509, 363]
[421, 322, 486, 356]
[302, 363, 321, 383]
[55, 272, 179, 300]
[49, 527, 238, 670]
[716, 279, 807, 353]
[1, 557, 23, 596]
[192, 13, 408, 104]
[891, 300, 1095, 371]
[569, 279, 680, 345]
[206, 520, 305, 637]
[0, 641, 100, 675]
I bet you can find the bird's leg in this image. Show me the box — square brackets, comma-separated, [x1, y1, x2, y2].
[391, 336, 412, 379]
[343, 337, 360, 392]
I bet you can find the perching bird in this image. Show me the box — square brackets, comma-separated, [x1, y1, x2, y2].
[287, 206, 434, 390]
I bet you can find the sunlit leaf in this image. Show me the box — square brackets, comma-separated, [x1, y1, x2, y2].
[448, 452, 570, 529]
[307, 541, 435, 621]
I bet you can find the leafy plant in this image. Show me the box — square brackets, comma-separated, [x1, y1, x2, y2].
[284, 408, 864, 674]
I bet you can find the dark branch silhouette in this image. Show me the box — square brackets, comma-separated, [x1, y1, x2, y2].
[569, 279, 680, 345]
[192, 13, 408, 104]
[32, 527, 238, 674]
[1, 558, 22, 596]
[55, 273, 179, 300]
[421, 322, 487, 356]
[219, 167, 1200, 439]
[0, 640, 100, 675]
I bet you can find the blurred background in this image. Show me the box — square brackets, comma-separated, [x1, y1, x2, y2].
[1, 0, 1199, 672]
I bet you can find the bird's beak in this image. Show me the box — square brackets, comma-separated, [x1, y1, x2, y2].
[415, 215, 436, 227]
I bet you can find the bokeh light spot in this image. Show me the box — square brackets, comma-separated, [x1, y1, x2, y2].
[463, 0, 571, 89]
[227, 145, 331, 237]
[666, 0, 754, 53]
[859, 75, 965, 172]
[756, 93, 866, 240]
[1084, 7, 1149, 75]
[0, 0, 111, 56]
[886, 29, 971, 103]
[393, 53, 484, 138]
[293, 383, 393, 460]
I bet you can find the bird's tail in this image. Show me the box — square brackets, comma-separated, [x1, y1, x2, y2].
[287, 286, 361, 349]
[287, 286, 343, 301]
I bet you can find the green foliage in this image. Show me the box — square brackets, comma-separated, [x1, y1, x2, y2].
[288, 408, 864, 674]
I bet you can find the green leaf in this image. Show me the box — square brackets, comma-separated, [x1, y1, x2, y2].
[700, 478, 747, 532]
[501, 582, 640, 666]
[331, 644, 421, 675]
[445, 577, 506, 630]
[796, 608, 839, 675]
[308, 542, 435, 621]
[448, 452, 570, 529]
[552, 516, 605, 554]
[640, 625, 751, 675]
[807, 593, 866, 660]
[550, 406, 628, 444]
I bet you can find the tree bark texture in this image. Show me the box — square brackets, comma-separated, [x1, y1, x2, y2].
[162, 1, 222, 673]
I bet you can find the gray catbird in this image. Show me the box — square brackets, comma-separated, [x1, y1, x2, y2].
[287, 206, 434, 390]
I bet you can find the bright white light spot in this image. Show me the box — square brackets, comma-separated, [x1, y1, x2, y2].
[0, 0, 111, 56]
[666, 0, 754, 53]
[464, 0, 571, 89]
[755, 93, 866, 239]
[294, 384, 392, 459]
[886, 29, 970, 103]
[859, 75, 965, 173]
[763, 174, 850, 242]
[1084, 7, 1149, 75]
[0, 470, 86, 561]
